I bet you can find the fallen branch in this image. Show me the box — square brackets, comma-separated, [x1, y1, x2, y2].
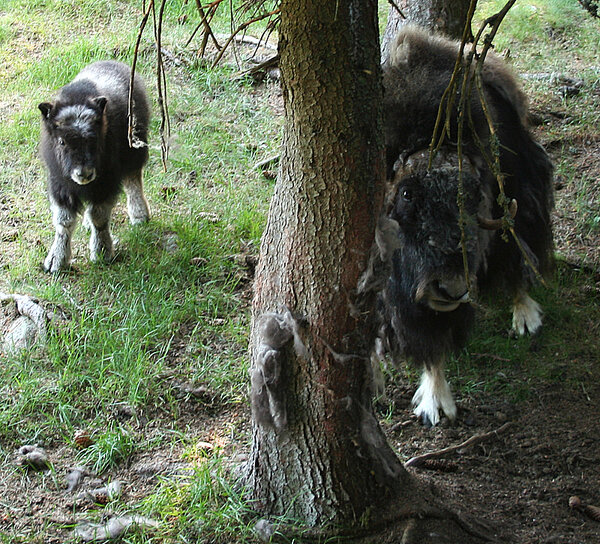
[214, 32, 277, 51]
[255, 153, 280, 171]
[389, 419, 414, 432]
[237, 53, 279, 80]
[405, 421, 514, 468]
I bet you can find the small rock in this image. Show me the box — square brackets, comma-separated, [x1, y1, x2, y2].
[172, 381, 212, 400]
[78, 480, 123, 504]
[197, 441, 214, 452]
[74, 515, 159, 542]
[559, 86, 580, 98]
[4, 316, 39, 353]
[115, 403, 136, 419]
[66, 467, 89, 493]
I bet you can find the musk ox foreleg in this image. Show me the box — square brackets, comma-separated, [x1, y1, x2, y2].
[44, 201, 77, 273]
[123, 170, 150, 225]
[512, 290, 543, 336]
[412, 361, 457, 427]
[85, 202, 115, 262]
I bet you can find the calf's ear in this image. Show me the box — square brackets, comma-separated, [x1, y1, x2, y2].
[38, 102, 53, 119]
[91, 96, 108, 113]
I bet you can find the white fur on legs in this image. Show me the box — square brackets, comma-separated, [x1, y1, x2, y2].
[412, 364, 456, 426]
[44, 202, 77, 273]
[512, 291, 543, 336]
[123, 171, 150, 224]
[85, 203, 115, 262]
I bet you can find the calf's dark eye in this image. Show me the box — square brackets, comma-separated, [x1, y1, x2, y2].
[58, 138, 66, 146]
[401, 188, 412, 202]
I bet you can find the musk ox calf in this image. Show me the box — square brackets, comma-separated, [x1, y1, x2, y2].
[39, 61, 150, 273]
[379, 26, 554, 426]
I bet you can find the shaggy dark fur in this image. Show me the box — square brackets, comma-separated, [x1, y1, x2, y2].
[379, 26, 555, 425]
[39, 61, 151, 272]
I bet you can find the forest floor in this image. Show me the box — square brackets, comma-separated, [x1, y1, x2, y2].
[2, 87, 599, 544]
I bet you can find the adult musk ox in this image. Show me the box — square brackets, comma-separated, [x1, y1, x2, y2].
[39, 60, 150, 273]
[379, 26, 554, 426]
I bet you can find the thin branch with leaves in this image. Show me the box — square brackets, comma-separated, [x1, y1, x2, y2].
[427, 0, 545, 288]
[128, 0, 171, 170]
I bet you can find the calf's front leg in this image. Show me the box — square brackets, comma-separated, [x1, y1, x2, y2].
[44, 201, 77, 273]
[123, 170, 150, 225]
[85, 202, 115, 262]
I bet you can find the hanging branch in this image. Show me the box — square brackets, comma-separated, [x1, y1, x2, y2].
[129, 0, 170, 170]
[187, 0, 222, 52]
[183, 0, 280, 64]
[428, 0, 478, 163]
[128, 0, 281, 173]
[128, 1, 153, 150]
[155, 0, 171, 169]
[426, 0, 544, 289]
[468, 1, 545, 284]
[387, 0, 406, 18]
[211, 7, 280, 67]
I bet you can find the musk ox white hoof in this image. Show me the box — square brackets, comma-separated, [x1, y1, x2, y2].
[512, 292, 543, 336]
[44, 235, 73, 273]
[412, 366, 457, 427]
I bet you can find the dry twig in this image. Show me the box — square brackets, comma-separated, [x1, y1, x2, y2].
[405, 421, 514, 468]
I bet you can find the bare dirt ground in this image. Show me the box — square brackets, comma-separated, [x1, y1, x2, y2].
[1, 70, 600, 544]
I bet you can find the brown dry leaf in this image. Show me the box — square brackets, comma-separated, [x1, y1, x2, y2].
[73, 429, 93, 449]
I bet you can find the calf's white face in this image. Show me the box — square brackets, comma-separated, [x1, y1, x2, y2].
[39, 98, 107, 185]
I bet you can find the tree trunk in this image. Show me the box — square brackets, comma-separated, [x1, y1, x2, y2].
[245, 0, 412, 527]
[382, 0, 474, 63]
[244, 0, 495, 541]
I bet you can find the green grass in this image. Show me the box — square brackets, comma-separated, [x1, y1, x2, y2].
[0, 1, 278, 539]
[0, 0, 599, 542]
[135, 454, 257, 543]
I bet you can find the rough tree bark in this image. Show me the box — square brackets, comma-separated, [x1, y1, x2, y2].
[382, 0, 474, 63]
[246, 0, 407, 528]
[244, 0, 494, 542]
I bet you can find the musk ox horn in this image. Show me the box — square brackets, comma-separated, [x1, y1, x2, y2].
[478, 199, 518, 230]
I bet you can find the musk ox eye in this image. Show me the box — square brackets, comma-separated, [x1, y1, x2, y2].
[401, 188, 413, 202]
[58, 138, 66, 146]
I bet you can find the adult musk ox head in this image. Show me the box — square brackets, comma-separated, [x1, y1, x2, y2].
[388, 150, 495, 317]
[39, 96, 107, 186]
[378, 25, 554, 426]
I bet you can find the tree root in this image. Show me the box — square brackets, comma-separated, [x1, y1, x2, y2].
[258, 503, 500, 543]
